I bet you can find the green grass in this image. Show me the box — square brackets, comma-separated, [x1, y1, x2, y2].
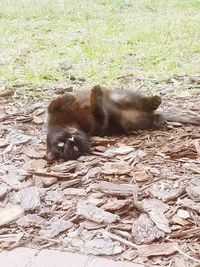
[0, 0, 199, 92]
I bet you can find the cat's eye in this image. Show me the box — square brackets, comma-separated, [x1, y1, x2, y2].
[57, 142, 65, 147]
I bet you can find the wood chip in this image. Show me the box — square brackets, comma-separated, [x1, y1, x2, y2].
[170, 227, 200, 239]
[137, 242, 177, 257]
[103, 146, 135, 157]
[194, 139, 200, 155]
[1, 94, 200, 265]
[63, 188, 86, 196]
[1, 175, 23, 190]
[101, 162, 133, 175]
[16, 214, 46, 227]
[132, 170, 151, 182]
[82, 221, 106, 230]
[23, 148, 44, 159]
[29, 169, 76, 179]
[0, 205, 24, 226]
[0, 139, 9, 148]
[24, 159, 46, 170]
[60, 178, 81, 188]
[45, 190, 64, 204]
[91, 136, 116, 145]
[39, 217, 73, 239]
[98, 181, 136, 197]
[101, 199, 132, 211]
[32, 115, 43, 124]
[171, 215, 190, 226]
[36, 176, 58, 187]
[77, 202, 119, 224]
[8, 132, 32, 145]
[177, 209, 190, 219]
[81, 239, 115, 255]
[148, 183, 185, 202]
[0, 183, 10, 199]
[177, 198, 200, 213]
[142, 198, 171, 233]
[132, 213, 165, 244]
[16, 186, 41, 211]
[51, 161, 77, 172]
[186, 179, 200, 202]
[100, 229, 138, 249]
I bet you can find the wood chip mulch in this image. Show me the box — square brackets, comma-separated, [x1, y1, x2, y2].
[0, 90, 200, 267]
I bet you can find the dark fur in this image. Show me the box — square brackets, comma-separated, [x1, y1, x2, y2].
[46, 126, 90, 161]
[46, 85, 165, 161]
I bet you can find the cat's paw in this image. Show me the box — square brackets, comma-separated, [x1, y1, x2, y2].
[149, 95, 162, 111]
[153, 114, 166, 128]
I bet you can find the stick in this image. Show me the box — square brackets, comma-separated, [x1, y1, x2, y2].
[100, 229, 138, 249]
[173, 245, 200, 264]
[161, 111, 200, 126]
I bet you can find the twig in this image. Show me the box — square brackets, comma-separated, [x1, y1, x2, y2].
[29, 169, 76, 179]
[100, 229, 138, 249]
[173, 245, 200, 264]
[33, 235, 62, 245]
[194, 140, 200, 155]
[170, 227, 200, 239]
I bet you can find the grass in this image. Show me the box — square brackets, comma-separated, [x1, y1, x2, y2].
[0, 0, 199, 92]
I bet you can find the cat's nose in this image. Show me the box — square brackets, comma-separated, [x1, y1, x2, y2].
[46, 151, 56, 162]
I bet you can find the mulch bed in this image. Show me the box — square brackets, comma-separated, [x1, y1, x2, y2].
[0, 89, 200, 266]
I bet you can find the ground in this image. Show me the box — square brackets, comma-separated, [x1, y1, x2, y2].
[0, 78, 200, 266]
[0, 1, 200, 266]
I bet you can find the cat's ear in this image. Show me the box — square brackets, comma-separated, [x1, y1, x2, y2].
[48, 93, 77, 114]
